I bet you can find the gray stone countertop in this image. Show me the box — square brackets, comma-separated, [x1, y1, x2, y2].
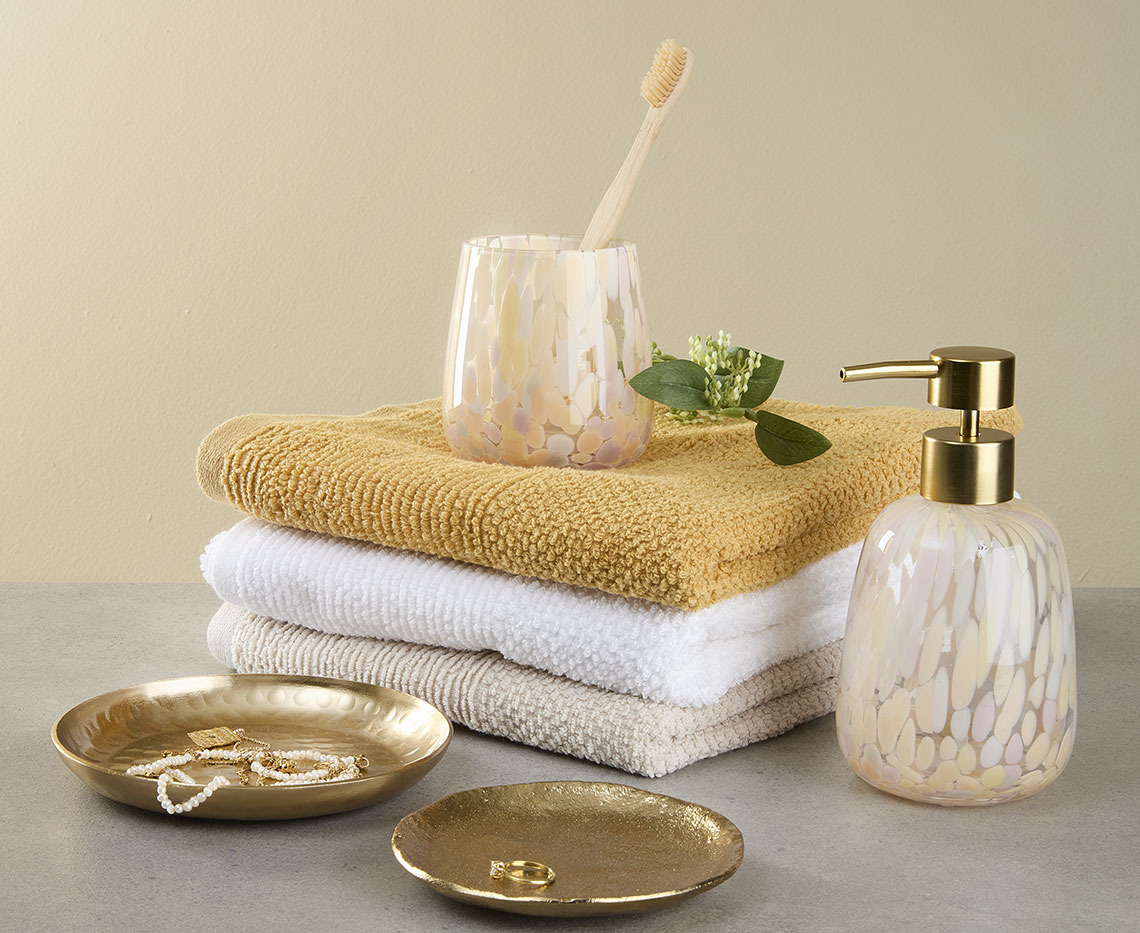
[3, 584, 1136, 931]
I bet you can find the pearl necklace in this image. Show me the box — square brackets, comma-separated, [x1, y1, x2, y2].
[125, 727, 369, 816]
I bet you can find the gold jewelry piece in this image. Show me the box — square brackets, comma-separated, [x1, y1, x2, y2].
[490, 860, 556, 887]
[125, 726, 369, 816]
[186, 726, 242, 749]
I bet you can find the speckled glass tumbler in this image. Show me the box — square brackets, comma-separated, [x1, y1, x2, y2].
[443, 235, 654, 468]
[836, 495, 1077, 805]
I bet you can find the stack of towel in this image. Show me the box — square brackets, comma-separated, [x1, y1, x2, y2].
[197, 398, 1020, 776]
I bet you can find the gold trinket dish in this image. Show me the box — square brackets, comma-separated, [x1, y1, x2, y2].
[52, 674, 451, 820]
[391, 781, 744, 916]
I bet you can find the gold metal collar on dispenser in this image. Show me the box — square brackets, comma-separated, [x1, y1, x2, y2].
[839, 346, 1015, 505]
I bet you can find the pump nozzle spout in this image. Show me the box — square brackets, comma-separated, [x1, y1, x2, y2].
[838, 361, 940, 382]
[838, 346, 1017, 505]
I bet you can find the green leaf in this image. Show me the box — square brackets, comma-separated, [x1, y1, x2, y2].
[630, 359, 713, 410]
[747, 409, 832, 464]
[738, 355, 784, 408]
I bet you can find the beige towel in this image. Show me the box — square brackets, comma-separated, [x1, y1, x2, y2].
[208, 603, 840, 777]
[197, 399, 1020, 609]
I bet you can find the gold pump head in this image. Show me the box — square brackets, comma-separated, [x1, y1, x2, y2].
[839, 346, 1016, 505]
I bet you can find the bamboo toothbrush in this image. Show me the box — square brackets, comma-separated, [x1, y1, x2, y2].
[579, 39, 694, 250]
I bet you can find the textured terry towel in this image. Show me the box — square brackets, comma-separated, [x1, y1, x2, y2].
[197, 398, 1021, 609]
[203, 518, 860, 706]
[208, 603, 841, 777]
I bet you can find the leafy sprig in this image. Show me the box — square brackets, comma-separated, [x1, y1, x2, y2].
[630, 331, 832, 464]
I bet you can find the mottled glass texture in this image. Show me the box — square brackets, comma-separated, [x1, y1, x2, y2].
[837, 495, 1076, 805]
[443, 235, 653, 468]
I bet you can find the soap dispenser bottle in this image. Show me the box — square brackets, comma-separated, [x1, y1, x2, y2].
[835, 347, 1075, 805]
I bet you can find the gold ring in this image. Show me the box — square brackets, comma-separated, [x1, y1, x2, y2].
[489, 859, 555, 887]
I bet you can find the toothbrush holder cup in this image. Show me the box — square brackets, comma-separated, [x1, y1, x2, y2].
[443, 235, 654, 469]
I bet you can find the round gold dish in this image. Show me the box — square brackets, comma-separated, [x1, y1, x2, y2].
[52, 674, 451, 820]
[391, 781, 744, 916]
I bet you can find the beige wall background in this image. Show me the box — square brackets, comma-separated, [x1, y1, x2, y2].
[2, 1, 1137, 584]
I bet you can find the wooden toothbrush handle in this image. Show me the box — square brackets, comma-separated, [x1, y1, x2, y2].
[579, 107, 668, 251]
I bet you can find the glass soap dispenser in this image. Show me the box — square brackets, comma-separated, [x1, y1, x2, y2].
[835, 347, 1075, 805]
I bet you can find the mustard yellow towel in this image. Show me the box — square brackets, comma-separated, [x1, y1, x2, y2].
[197, 399, 1020, 609]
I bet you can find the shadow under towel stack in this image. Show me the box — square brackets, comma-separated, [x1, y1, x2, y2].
[197, 398, 1021, 776]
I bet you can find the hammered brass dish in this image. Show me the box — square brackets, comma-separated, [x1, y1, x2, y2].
[391, 781, 744, 916]
[52, 674, 451, 820]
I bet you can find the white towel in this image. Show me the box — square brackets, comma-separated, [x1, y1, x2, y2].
[208, 604, 841, 777]
[203, 519, 860, 707]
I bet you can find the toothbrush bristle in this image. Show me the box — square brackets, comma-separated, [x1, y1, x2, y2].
[640, 39, 687, 107]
